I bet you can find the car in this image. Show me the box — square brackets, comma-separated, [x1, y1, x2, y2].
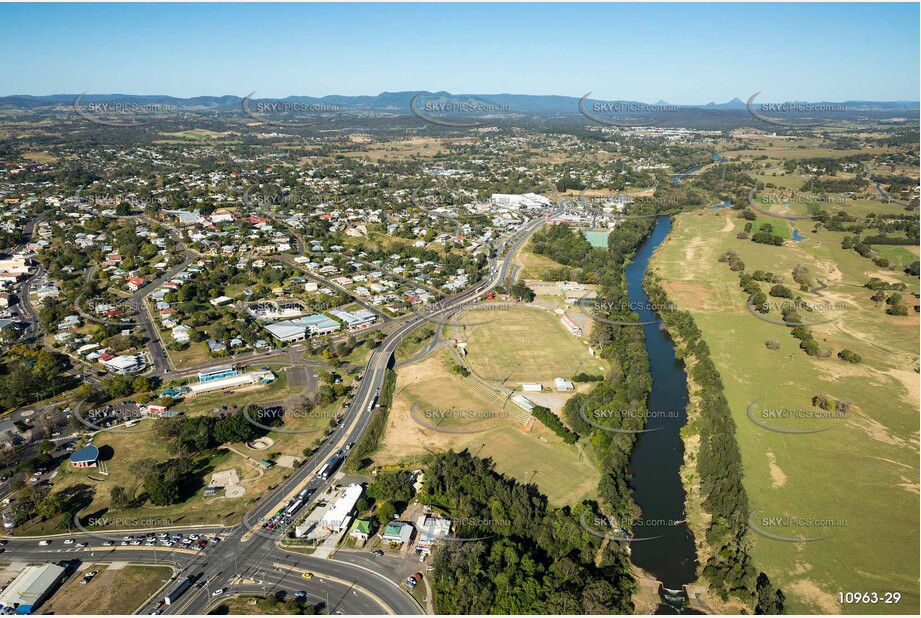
[38, 540, 51, 546]
[123, 535, 134, 541]
[189, 534, 200, 540]
[150, 610, 162, 616]
[419, 553, 426, 562]
[212, 588, 225, 597]
[294, 591, 307, 599]
[426, 565, 434, 572]
[103, 541, 114, 546]
[64, 539, 75, 544]
[155, 601, 164, 609]
[130, 540, 142, 546]
[0, 540, 8, 545]
[301, 572, 313, 580]
[371, 549, 384, 557]
[413, 572, 423, 582]
[209, 537, 220, 544]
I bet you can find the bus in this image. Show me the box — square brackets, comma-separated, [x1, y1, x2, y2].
[164, 577, 192, 605]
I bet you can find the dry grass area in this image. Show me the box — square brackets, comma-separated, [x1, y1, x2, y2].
[42, 564, 172, 614]
[377, 351, 599, 505]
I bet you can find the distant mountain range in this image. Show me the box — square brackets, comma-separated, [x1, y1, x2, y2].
[0, 92, 916, 114]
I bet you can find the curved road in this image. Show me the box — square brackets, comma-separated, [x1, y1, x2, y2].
[2, 206, 558, 615]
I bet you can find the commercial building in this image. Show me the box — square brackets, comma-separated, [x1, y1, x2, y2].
[197, 364, 240, 382]
[321, 483, 363, 532]
[415, 515, 452, 553]
[560, 314, 583, 337]
[0, 563, 66, 614]
[184, 370, 275, 396]
[70, 444, 99, 468]
[292, 314, 341, 336]
[264, 321, 308, 343]
[554, 377, 575, 392]
[328, 308, 377, 331]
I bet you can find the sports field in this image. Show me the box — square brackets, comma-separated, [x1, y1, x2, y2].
[454, 305, 603, 384]
[651, 209, 919, 614]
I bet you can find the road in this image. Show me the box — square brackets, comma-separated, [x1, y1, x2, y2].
[2, 205, 557, 615]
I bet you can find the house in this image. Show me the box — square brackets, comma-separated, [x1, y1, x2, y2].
[380, 521, 414, 545]
[103, 354, 145, 375]
[209, 296, 233, 307]
[350, 518, 373, 542]
[206, 339, 227, 354]
[172, 325, 191, 343]
[126, 276, 146, 291]
[0, 420, 22, 447]
[57, 315, 81, 330]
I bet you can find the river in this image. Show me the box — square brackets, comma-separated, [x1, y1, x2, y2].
[624, 216, 699, 600]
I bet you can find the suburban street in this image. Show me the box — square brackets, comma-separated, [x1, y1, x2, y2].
[1, 201, 559, 615]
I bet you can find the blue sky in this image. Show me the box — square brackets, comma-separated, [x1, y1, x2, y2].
[1, 2, 918, 102]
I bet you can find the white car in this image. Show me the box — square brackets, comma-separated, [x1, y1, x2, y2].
[212, 588, 225, 597]
[39, 540, 51, 546]
[64, 539, 75, 544]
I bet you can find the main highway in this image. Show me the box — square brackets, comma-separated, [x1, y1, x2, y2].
[1, 205, 559, 615]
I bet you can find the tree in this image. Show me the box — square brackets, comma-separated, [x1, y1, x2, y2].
[36, 492, 65, 520]
[110, 485, 131, 510]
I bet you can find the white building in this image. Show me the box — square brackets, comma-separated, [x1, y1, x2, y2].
[104, 354, 145, 375]
[554, 377, 575, 392]
[321, 483, 363, 532]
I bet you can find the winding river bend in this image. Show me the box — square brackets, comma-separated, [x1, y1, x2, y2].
[624, 216, 699, 596]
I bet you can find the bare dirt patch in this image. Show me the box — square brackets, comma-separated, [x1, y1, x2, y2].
[766, 451, 787, 488]
[786, 578, 840, 614]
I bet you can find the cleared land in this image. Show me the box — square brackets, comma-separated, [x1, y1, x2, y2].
[41, 564, 172, 614]
[16, 429, 291, 535]
[651, 208, 919, 615]
[454, 305, 603, 384]
[377, 350, 600, 505]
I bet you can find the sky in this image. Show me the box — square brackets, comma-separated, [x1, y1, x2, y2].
[1, 2, 918, 103]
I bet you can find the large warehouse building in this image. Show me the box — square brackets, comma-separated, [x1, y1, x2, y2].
[0, 563, 66, 614]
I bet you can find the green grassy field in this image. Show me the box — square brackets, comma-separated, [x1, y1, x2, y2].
[652, 209, 919, 614]
[455, 306, 602, 384]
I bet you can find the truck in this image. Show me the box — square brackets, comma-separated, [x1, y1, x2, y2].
[317, 454, 343, 480]
[284, 498, 304, 517]
[366, 388, 380, 413]
[164, 577, 192, 605]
